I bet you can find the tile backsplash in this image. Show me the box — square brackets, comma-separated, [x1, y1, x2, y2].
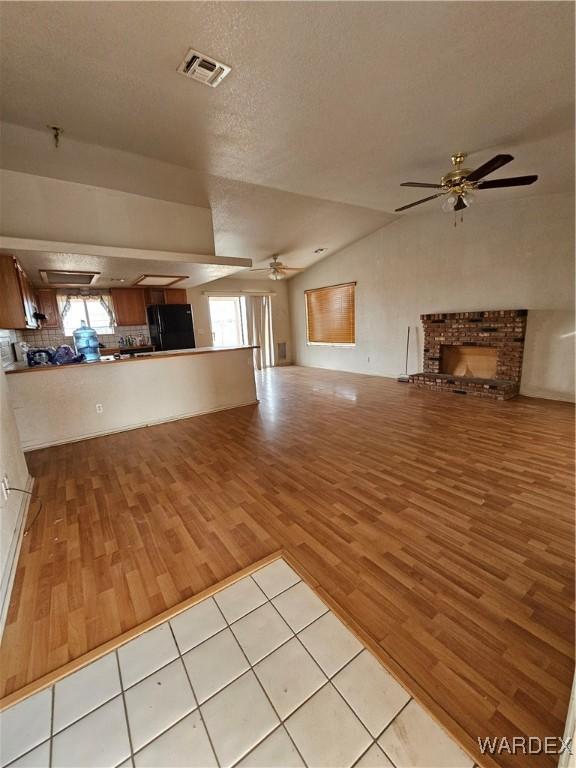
[16, 325, 150, 350]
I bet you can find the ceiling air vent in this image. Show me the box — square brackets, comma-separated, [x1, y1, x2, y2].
[177, 48, 231, 88]
[39, 270, 100, 287]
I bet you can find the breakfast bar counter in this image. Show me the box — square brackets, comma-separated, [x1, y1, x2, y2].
[4, 345, 257, 374]
[6, 346, 258, 450]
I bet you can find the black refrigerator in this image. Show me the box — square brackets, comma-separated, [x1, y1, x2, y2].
[147, 304, 196, 351]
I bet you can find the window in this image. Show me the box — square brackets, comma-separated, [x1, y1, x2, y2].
[59, 295, 115, 335]
[305, 282, 356, 345]
[208, 297, 248, 347]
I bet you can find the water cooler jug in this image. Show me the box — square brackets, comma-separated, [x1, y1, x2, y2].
[72, 320, 101, 362]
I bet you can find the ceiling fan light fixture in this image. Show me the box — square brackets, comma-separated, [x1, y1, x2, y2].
[268, 271, 283, 280]
[396, 152, 538, 217]
[441, 190, 475, 213]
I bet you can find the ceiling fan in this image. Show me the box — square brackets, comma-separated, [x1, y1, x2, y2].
[249, 254, 305, 281]
[395, 152, 538, 217]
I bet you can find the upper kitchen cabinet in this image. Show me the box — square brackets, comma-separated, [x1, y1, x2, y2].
[165, 288, 187, 304]
[144, 287, 188, 305]
[36, 288, 61, 329]
[0, 254, 39, 329]
[110, 287, 147, 326]
[16, 262, 40, 329]
[144, 287, 165, 306]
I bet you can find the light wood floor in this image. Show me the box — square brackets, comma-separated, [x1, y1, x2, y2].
[2, 367, 574, 767]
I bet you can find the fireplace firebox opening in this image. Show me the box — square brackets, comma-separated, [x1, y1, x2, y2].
[440, 345, 498, 379]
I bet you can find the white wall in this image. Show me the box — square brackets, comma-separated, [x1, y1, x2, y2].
[0, 169, 215, 255]
[0, 352, 31, 631]
[7, 348, 257, 451]
[289, 194, 575, 402]
[187, 277, 293, 364]
[0, 121, 209, 208]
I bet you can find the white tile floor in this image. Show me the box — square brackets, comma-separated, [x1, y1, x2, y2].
[0, 558, 474, 768]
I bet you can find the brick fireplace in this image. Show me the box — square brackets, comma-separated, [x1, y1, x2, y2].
[409, 309, 527, 400]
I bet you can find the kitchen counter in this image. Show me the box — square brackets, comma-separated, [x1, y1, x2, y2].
[4, 345, 258, 374]
[6, 346, 259, 450]
[99, 344, 155, 356]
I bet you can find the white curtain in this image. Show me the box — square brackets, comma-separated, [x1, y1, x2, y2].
[58, 293, 116, 326]
[245, 295, 275, 369]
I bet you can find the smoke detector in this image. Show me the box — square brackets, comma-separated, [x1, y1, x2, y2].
[177, 49, 231, 88]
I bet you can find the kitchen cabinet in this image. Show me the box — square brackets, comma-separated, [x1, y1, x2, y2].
[0, 254, 27, 329]
[144, 287, 187, 305]
[144, 287, 165, 306]
[165, 288, 187, 304]
[0, 254, 38, 329]
[110, 288, 147, 326]
[16, 263, 39, 329]
[36, 288, 61, 329]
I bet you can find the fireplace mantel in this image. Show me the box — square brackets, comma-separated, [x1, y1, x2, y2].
[410, 309, 527, 400]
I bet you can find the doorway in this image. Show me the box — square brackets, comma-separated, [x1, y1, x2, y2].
[208, 297, 248, 347]
[208, 294, 275, 369]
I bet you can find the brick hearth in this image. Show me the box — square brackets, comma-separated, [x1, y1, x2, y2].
[410, 309, 527, 400]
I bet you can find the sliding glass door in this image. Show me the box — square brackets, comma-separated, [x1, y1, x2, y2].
[208, 297, 248, 347]
[208, 294, 275, 369]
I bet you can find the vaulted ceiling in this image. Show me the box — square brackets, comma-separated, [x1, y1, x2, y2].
[0, 1, 573, 277]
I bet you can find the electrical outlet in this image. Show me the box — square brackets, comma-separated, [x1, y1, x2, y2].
[95, 403, 104, 414]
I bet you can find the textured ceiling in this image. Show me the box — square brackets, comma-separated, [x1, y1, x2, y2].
[0, 2, 574, 279]
[0, 124, 394, 278]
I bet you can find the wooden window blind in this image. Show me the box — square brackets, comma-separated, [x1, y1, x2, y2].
[305, 282, 356, 345]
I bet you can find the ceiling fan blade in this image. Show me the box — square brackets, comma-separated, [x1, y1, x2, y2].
[466, 154, 514, 182]
[277, 267, 304, 272]
[400, 182, 443, 188]
[476, 175, 538, 189]
[249, 268, 270, 272]
[395, 193, 444, 212]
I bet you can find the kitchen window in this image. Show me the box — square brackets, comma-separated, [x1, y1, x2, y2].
[59, 294, 115, 336]
[305, 282, 356, 346]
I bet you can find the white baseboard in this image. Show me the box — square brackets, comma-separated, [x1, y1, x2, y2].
[519, 386, 575, 403]
[0, 474, 33, 639]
